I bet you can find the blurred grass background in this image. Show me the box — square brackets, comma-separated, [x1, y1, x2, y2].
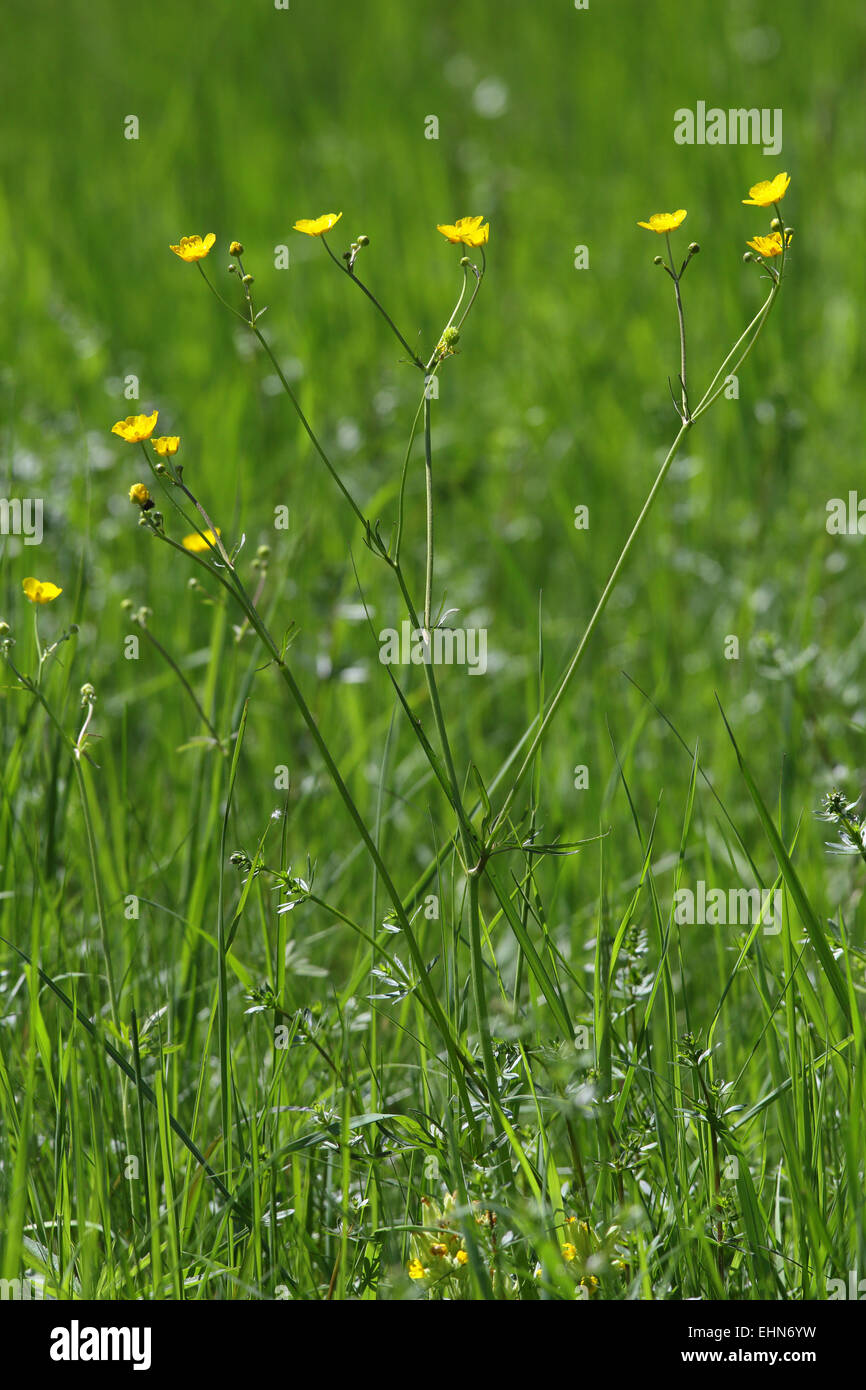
[2, 0, 864, 925]
[1, 0, 866, 1298]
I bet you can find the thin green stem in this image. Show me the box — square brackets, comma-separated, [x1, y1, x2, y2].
[493, 260, 784, 833]
[494, 421, 691, 833]
[174, 476, 233, 568]
[320, 236, 425, 369]
[2, 651, 120, 1023]
[423, 395, 434, 634]
[252, 327, 369, 531]
[665, 231, 689, 421]
[692, 288, 776, 420]
[392, 391, 426, 565]
[135, 622, 225, 751]
[142, 527, 484, 1121]
[196, 262, 250, 326]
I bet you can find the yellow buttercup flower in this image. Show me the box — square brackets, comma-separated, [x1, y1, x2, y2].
[436, 215, 489, 247]
[293, 213, 343, 237]
[152, 436, 180, 456]
[111, 411, 159, 443]
[408, 1259, 427, 1280]
[128, 483, 153, 507]
[169, 234, 216, 262]
[742, 172, 790, 206]
[562, 1243, 577, 1262]
[456, 1250, 468, 1265]
[182, 528, 221, 553]
[22, 577, 62, 604]
[637, 209, 687, 233]
[746, 231, 791, 258]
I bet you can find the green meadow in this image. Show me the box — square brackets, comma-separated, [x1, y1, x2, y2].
[1, 0, 865, 1301]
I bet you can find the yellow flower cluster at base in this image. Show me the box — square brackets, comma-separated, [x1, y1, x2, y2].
[406, 1193, 470, 1288]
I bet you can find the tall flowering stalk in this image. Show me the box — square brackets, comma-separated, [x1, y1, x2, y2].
[102, 174, 792, 1152]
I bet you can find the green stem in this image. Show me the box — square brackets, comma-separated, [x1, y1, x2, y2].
[423, 395, 434, 634]
[1, 654, 119, 1023]
[494, 420, 691, 833]
[320, 236, 425, 369]
[665, 232, 689, 420]
[136, 623, 225, 751]
[392, 390, 426, 565]
[145, 531, 484, 1121]
[252, 327, 369, 532]
[692, 286, 776, 420]
[493, 266, 784, 833]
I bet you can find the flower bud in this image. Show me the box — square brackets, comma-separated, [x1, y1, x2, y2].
[242, 273, 254, 285]
[743, 252, 754, 262]
[653, 255, 663, 266]
[770, 217, 782, 231]
[688, 242, 700, 255]
[229, 241, 244, 256]
[129, 482, 153, 509]
[357, 235, 370, 247]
